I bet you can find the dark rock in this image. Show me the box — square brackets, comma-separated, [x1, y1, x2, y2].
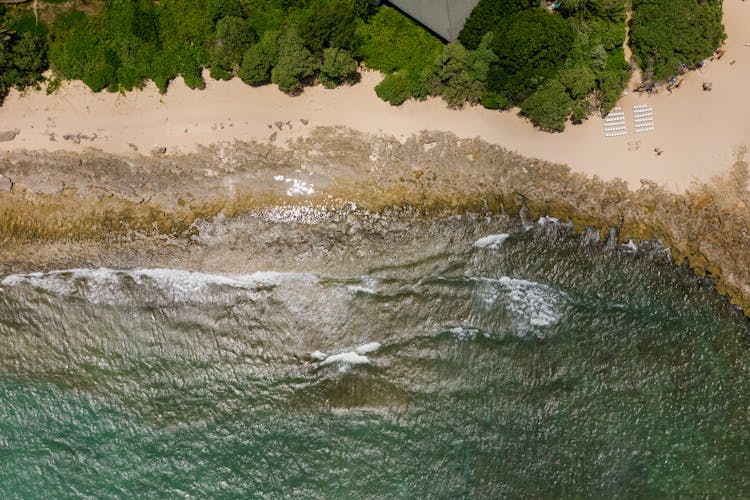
[300, 119, 309, 125]
[152, 146, 167, 156]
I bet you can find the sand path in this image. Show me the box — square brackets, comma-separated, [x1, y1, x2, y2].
[1, 0, 749, 192]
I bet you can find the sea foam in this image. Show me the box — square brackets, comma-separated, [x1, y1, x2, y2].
[472, 233, 510, 249]
[312, 341, 381, 373]
[473, 276, 566, 335]
[0, 268, 316, 304]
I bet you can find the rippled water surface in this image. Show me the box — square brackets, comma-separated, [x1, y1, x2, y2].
[1, 213, 749, 497]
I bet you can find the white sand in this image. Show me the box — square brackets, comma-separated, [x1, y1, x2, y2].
[1, 0, 749, 192]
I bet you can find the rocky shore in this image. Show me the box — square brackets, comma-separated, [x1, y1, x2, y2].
[1, 127, 749, 315]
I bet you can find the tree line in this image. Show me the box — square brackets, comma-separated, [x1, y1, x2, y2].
[0, 0, 727, 132]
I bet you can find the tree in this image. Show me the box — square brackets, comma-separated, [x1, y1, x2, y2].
[458, 0, 536, 49]
[424, 35, 497, 108]
[374, 71, 416, 106]
[559, 65, 596, 99]
[356, 6, 442, 74]
[520, 79, 573, 132]
[210, 15, 255, 79]
[270, 28, 318, 94]
[488, 8, 575, 104]
[319, 47, 358, 88]
[297, 0, 359, 55]
[215, 16, 254, 60]
[0, 16, 47, 104]
[630, 0, 725, 81]
[557, 0, 625, 22]
[207, 0, 246, 23]
[356, 6, 441, 105]
[238, 29, 279, 86]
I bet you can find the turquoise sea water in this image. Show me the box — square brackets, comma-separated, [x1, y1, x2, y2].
[1, 213, 749, 497]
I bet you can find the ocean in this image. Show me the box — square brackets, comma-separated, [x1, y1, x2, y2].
[1, 209, 749, 497]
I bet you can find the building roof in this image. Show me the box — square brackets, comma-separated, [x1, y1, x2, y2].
[388, 0, 481, 42]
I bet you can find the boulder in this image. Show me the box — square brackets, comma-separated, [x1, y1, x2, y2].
[0, 129, 20, 142]
[152, 146, 167, 155]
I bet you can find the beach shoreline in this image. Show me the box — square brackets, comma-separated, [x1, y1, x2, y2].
[0, 1, 748, 192]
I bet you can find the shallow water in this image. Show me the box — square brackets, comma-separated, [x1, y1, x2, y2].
[1, 212, 749, 497]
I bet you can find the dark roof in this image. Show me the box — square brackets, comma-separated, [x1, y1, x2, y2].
[388, 0, 480, 42]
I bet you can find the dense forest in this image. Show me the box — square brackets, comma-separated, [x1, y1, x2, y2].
[0, 0, 726, 132]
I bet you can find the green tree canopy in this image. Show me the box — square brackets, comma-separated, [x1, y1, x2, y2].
[238, 29, 280, 86]
[519, 78, 573, 132]
[424, 33, 497, 108]
[0, 17, 48, 104]
[271, 27, 318, 94]
[630, 0, 725, 81]
[488, 8, 575, 103]
[319, 47, 358, 88]
[210, 15, 255, 79]
[215, 16, 255, 60]
[458, 0, 536, 50]
[559, 64, 596, 99]
[297, 0, 362, 55]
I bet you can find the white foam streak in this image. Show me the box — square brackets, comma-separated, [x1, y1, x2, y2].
[355, 342, 381, 354]
[312, 341, 381, 373]
[473, 276, 565, 333]
[319, 351, 371, 372]
[472, 233, 510, 249]
[1, 267, 316, 304]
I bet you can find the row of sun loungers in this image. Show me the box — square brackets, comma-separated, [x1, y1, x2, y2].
[633, 104, 655, 134]
[603, 105, 655, 136]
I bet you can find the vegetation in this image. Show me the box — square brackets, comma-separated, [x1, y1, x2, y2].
[519, 78, 574, 132]
[458, 0, 536, 49]
[0, 0, 728, 132]
[0, 7, 47, 103]
[487, 8, 576, 104]
[630, 0, 725, 81]
[319, 47, 358, 88]
[357, 6, 442, 104]
[43, 0, 372, 95]
[358, 1, 633, 131]
[423, 34, 497, 108]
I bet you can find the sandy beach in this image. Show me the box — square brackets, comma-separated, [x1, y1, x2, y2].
[1, 0, 749, 192]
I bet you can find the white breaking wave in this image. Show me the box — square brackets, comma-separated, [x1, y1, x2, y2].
[472, 233, 510, 249]
[355, 342, 382, 354]
[473, 276, 566, 334]
[0, 268, 317, 304]
[319, 352, 370, 372]
[312, 341, 381, 373]
[347, 275, 379, 295]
